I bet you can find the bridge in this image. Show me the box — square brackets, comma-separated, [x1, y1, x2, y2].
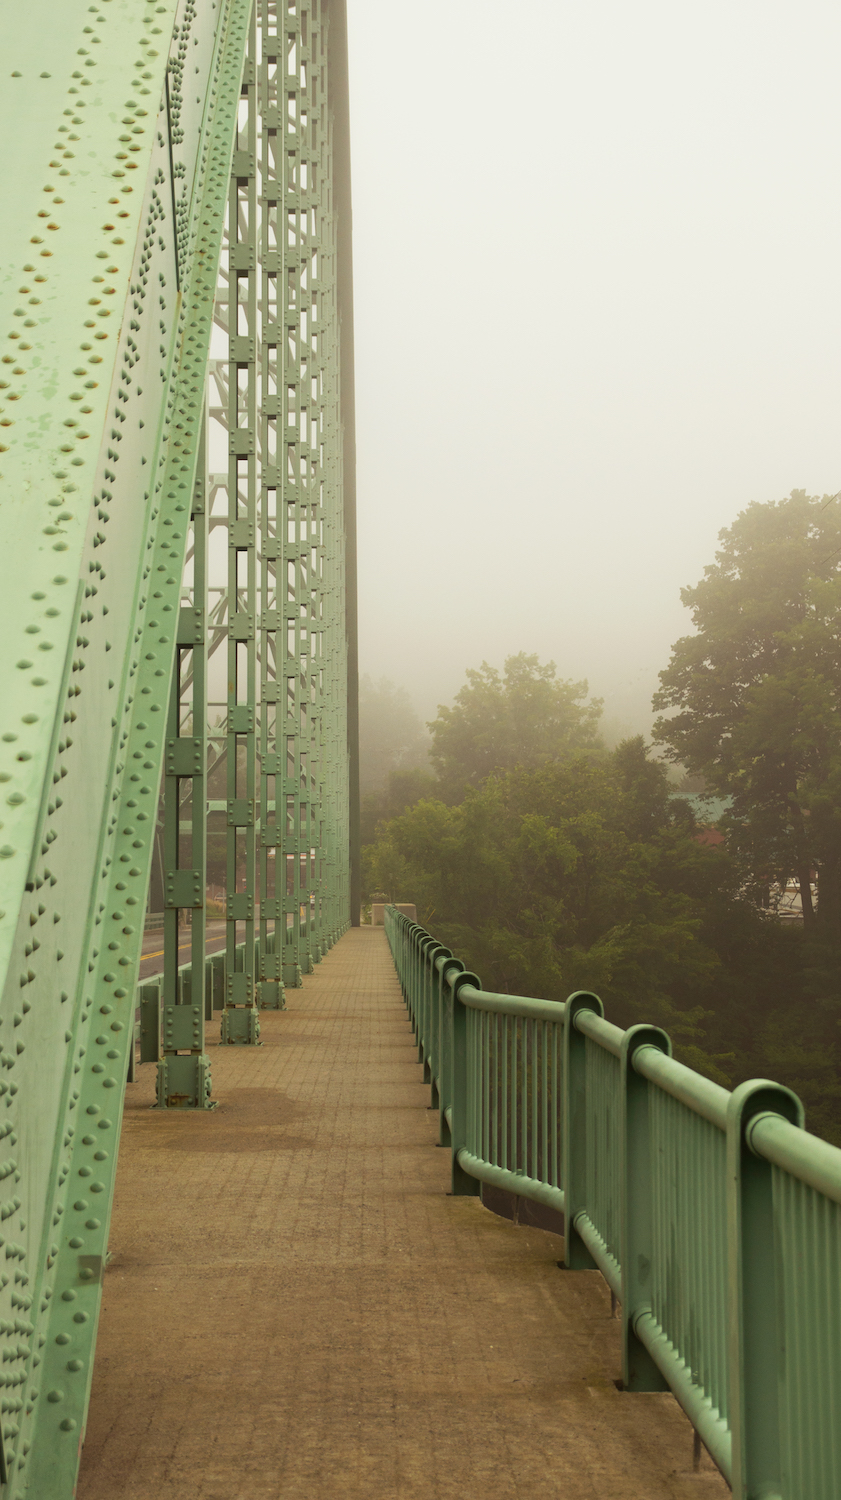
[0, 3, 838, 1497]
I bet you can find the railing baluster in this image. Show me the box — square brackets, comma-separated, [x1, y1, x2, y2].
[551, 1020, 560, 1189]
[501, 1015, 509, 1172]
[530, 1019, 538, 1182]
[541, 1020, 549, 1187]
[509, 1014, 515, 1176]
[522, 1013, 528, 1178]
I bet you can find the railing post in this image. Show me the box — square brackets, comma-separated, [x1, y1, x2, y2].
[437, 956, 462, 1147]
[418, 935, 436, 1073]
[396, 910, 401, 971]
[401, 920, 414, 1012]
[727, 1079, 804, 1500]
[620, 1024, 672, 1391]
[408, 923, 421, 1032]
[450, 971, 482, 1196]
[563, 991, 604, 1268]
[399, 915, 407, 989]
[425, 943, 451, 1110]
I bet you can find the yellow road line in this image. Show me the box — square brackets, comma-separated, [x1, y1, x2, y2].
[141, 938, 225, 963]
[141, 941, 193, 962]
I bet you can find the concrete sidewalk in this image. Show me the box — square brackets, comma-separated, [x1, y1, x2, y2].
[77, 928, 728, 1500]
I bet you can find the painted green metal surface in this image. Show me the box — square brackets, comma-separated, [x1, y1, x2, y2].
[256, 0, 286, 1011]
[0, 0, 253, 1489]
[0, 0, 355, 1487]
[386, 906, 841, 1500]
[264, 0, 352, 985]
[217, 0, 355, 1032]
[158, 409, 214, 1106]
[222, 4, 261, 1044]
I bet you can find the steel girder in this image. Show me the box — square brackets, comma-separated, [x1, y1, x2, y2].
[211, 0, 357, 1033]
[0, 0, 358, 1492]
[0, 0, 356, 1484]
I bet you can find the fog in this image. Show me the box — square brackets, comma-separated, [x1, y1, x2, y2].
[347, 0, 841, 736]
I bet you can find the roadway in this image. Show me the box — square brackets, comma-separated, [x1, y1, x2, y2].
[137, 919, 231, 981]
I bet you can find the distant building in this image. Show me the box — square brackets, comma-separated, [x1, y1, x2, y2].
[670, 793, 815, 922]
[670, 792, 731, 847]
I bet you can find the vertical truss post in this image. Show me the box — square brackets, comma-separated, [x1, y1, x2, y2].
[273, 0, 352, 983]
[215, 0, 354, 1012]
[223, 7, 261, 1045]
[257, 2, 285, 1010]
[158, 406, 214, 1104]
[329, 0, 360, 926]
[283, 0, 311, 985]
[321, 41, 343, 954]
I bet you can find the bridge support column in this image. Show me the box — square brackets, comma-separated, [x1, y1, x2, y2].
[158, 410, 214, 1108]
[222, 6, 261, 1045]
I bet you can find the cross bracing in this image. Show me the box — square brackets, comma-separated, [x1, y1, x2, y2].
[0, 1, 357, 1492]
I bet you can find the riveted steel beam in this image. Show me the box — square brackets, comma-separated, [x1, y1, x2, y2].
[0, 0, 355, 1487]
[158, 408, 215, 1106]
[257, 2, 285, 1009]
[269, 0, 354, 979]
[0, 0, 252, 1490]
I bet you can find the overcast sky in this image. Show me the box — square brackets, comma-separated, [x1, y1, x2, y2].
[347, 0, 841, 733]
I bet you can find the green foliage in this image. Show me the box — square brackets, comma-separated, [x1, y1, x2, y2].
[359, 676, 430, 794]
[653, 490, 841, 939]
[367, 735, 841, 1140]
[360, 625, 841, 1140]
[427, 652, 603, 800]
[375, 740, 733, 1029]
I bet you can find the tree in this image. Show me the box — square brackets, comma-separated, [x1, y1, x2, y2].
[428, 653, 602, 799]
[653, 491, 841, 940]
[358, 676, 430, 795]
[367, 739, 751, 1064]
[366, 735, 841, 1139]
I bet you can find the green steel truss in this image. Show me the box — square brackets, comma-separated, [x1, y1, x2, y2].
[0, 1, 356, 1492]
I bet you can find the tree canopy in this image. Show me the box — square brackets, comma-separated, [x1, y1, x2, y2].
[369, 740, 800, 1074]
[360, 643, 841, 1141]
[653, 490, 841, 938]
[427, 653, 602, 798]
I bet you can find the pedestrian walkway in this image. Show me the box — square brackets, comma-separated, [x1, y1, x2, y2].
[76, 929, 728, 1500]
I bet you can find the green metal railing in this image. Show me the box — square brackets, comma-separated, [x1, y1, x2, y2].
[385, 906, 841, 1500]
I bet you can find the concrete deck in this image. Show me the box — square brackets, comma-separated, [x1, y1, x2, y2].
[77, 928, 728, 1500]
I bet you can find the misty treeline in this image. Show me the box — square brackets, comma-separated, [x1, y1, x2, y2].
[362, 492, 841, 1143]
